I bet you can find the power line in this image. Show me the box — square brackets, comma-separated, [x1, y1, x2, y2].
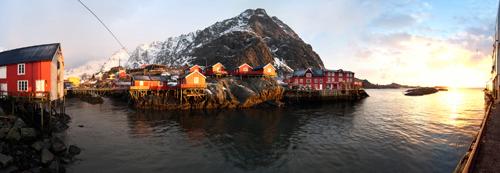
[76, 0, 130, 61]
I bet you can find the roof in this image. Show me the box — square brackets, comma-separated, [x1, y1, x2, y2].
[179, 71, 206, 79]
[232, 63, 253, 70]
[324, 69, 354, 74]
[208, 62, 225, 68]
[0, 43, 60, 65]
[293, 68, 323, 77]
[149, 76, 169, 81]
[132, 75, 151, 81]
[253, 63, 275, 70]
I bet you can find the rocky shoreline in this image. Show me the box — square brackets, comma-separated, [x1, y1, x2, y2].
[131, 77, 285, 110]
[404, 87, 439, 96]
[0, 99, 80, 173]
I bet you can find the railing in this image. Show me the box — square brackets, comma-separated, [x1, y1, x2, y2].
[130, 86, 150, 90]
[0, 90, 50, 101]
[180, 84, 207, 89]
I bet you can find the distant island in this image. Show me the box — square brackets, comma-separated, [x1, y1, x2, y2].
[359, 79, 419, 89]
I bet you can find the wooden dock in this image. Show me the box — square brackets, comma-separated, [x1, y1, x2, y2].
[284, 89, 368, 102]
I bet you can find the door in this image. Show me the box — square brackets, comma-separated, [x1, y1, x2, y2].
[0, 83, 7, 96]
[36, 80, 45, 92]
[36, 80, 45, 97]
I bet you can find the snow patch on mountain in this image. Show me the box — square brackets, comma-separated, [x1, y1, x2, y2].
[65, 49, 129, 78]
[67, 8, 325, 76]
[124, 8, 297, 70]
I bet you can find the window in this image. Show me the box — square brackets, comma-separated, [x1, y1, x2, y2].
[314, 79, 318, 83]
[319, 79, 323, 83]
[267, 68, 272, 73]
[299, 79, 303, 83]
[0, 66, 5, 79]
[339, 73, 343, 77]
[306, 79, 311, 84]
[306, 73, 312, 78]
[242, 67, 248, 72]
[139, 81, 144, 86]
[0, 83, 6, 96]
[194, 77, 199, 84]
[36, 80, 45, 91]
[17, 80, 28, 91]
[18, 64, 25, 75]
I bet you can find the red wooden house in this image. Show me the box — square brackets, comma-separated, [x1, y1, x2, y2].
[0, 43, 64, 100]
[130, 75, 161, 90]
[204, 62, 228, 77]
[189, 65, 203, 73]
[232, 63, 253, 76]
[252, 63, 276, 77]
[288, 68, 356, 90]
[179, 71, 206, 89]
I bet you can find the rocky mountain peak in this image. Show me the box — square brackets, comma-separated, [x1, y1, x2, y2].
[68, 8, 325, 77]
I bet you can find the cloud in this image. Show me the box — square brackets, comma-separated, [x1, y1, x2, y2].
[372, 13, 417, 28]
[346, 31, 491, 87]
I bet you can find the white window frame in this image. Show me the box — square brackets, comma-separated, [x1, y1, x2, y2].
[17, 80, 28, 91]
[17, 63, 25, 75]
[0, 66, 6, 79]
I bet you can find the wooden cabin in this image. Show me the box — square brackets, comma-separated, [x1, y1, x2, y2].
[232, 63, 253, 76]
[189, 65, 203, 73]
[0, 43, 64, 100]
[144, 64, 167, 75]
[117, 69, 127, 78]
[253, 63, 276, 77]
[130, 75, 161, 90]
[204, 62, 228, 77]
[128, 68, 145, 75]
[179, 71, 206, 89]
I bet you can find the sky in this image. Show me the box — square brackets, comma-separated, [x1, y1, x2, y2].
[0, 0, 498, 87]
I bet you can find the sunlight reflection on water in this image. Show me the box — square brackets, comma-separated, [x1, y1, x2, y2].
[65, 88, 485, 173]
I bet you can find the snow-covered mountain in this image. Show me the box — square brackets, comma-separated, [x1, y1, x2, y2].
[65, 49, 129, 78]
[126, 8, 323, 70]
[67, 8, 324, 77]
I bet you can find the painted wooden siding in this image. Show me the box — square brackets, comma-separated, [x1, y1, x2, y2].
[0, 60, 52, 95]
[181, 71, 206, 88]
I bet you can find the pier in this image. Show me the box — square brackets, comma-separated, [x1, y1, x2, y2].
[284, 89, 369, 103]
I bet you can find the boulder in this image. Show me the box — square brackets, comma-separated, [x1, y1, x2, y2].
[41, 148, 54, 165]
[52, 121, 69, 133]
[0, 153, 13, 168]
[48, 159, 60, 173]
[6, 128, 21, 142]
[12, 118, 26, 128]
[20, 128, 37, 140]
[60, 155, 72, 164]
[68, 145, 81, 156]
[51, 137, 66, 153]
[0, 127, 10, 139]
[31, 141, 45, 152]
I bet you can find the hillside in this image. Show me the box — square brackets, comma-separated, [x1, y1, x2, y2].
[66, 8, 324, 77]
[360, 79, 418, 89]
